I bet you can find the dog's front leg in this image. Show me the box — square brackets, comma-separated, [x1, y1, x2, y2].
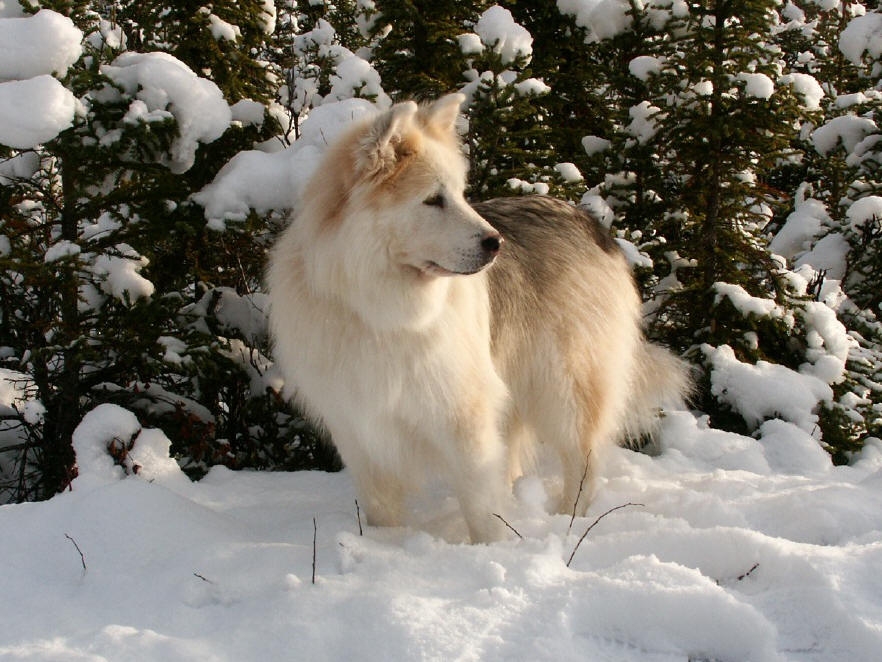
[343, 447, 406, 528]
[444, 412, 511, 544]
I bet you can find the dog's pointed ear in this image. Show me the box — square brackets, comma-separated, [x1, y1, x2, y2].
[357, 101, 419, 179]
[419, 93, 466, 137]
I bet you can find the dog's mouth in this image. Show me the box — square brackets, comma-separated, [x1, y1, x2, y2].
[420, 259, 492, 278]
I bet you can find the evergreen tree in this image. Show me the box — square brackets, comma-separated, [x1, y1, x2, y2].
[460, 5, 556, 197]
[0, 0, 332, 502]
[780, 4, 882, 459]
[370, 0, 487, 100]
[281, 0, 388, 140]
[611, 0, 822, 431]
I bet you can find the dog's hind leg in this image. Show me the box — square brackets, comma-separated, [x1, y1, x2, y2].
[531, 372, 620, 517]
[503, 409, 531, 487]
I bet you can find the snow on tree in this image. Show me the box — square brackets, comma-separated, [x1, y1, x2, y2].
[0, 9, 81, 149]
[459, 5, 557, 196]
[0, 1, 333, 502]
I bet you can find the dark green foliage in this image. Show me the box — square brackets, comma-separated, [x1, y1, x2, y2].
[0, 0, 331, 502]
[117, 0, 277, 103]
[371, 0, 488, 100]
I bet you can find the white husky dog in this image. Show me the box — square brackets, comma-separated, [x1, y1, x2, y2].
[267, 94, 689, 543]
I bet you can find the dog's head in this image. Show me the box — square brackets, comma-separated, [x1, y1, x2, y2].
[312, 94, 503, 279]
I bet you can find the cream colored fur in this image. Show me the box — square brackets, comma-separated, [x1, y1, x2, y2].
[267, 94, 689, 543]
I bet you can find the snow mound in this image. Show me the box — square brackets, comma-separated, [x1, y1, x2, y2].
[780, 72, 824, 110]
[703, 344, 832, 431]
[0, 75, 78, 149]
[72, 403, 189, 492]
[846, 195, 882, 232]
[629, 55, 663, 81]
[101, 52, 232, 173]
[90, 244, 155, 302]
[737, 71, 775, 99]
[812, 114, 878, 156]
[839, 12, 882, 66]
[474, 5, 533, 65]
[770, 197, 830, 258]
[0, 9, 82, 81]
[194, 98, 378, 227]
[557, 0, 632, 42]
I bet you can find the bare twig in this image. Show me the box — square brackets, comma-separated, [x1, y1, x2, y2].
[736, 562, 759, 582]
[193, 572, 214, 584]
[715, 562, 760, 586]
[566, 502, 644, 568]
[355, 500, 363, 536]
[64, 533, 86, 572]
[311, 517, 317, 585]
[568, 450, 592, 534]
[492, 513, 523, 540]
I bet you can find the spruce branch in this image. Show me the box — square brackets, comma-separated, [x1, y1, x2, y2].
[355, 500, 363, 536]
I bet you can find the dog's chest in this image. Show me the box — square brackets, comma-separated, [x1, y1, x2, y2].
[296, 310, 492, 429]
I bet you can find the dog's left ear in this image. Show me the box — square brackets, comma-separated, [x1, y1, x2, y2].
[419, 93, 466, 137]
[357, 100, 419, 180]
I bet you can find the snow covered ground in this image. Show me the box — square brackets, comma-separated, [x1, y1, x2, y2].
[2, 405, 881, 662]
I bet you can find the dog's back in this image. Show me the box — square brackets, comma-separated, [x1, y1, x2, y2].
[476, 196, 688, 512]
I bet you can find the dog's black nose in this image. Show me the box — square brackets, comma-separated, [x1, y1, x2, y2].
[481, 233, 502, 255]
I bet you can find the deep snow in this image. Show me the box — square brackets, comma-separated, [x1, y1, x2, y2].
[1, 404, 882, 661]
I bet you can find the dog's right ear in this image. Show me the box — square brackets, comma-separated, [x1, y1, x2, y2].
[356, 101, 419, 180]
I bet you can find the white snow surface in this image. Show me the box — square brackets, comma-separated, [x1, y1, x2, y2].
[0, 9, 82, 81]
[101, 52, 232, 173]
[553, 161, 583, 182]
[557, 0, 632, 42]
[846, 195, 882, 232]
[704, 344, 833, 432]
[779, 73, 825, 111]
[839, 11, 882, 66]
[769, 197, 831, 259]
[812, 114, 878, 156]
[0, 75, 78, 149]
[194, 98, 379, 227]
[474, 5, 533, 65]
[737, 72, 775, 100]
[2, 401, 882, 661]
[629, 55, 663, 81]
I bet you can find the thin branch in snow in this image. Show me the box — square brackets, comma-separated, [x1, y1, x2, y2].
[566, 503, 644, 568]
[493, 513, 523, 539]
[715, 562, 760, 586]
[736, 563, 760, 582]
[355, 499, 363, 536]
[193, 572, 214, 583]
[568, 450, 592, 534]
[64, 533, 86, 573]
[312, 517, 317, 585]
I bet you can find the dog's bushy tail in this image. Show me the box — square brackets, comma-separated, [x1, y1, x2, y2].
[622, 342, 694, 449]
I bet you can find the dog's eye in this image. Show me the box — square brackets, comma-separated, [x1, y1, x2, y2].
[423, 193, 445, 208]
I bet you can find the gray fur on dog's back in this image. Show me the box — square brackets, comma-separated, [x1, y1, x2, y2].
[473, 196, 688, 504]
